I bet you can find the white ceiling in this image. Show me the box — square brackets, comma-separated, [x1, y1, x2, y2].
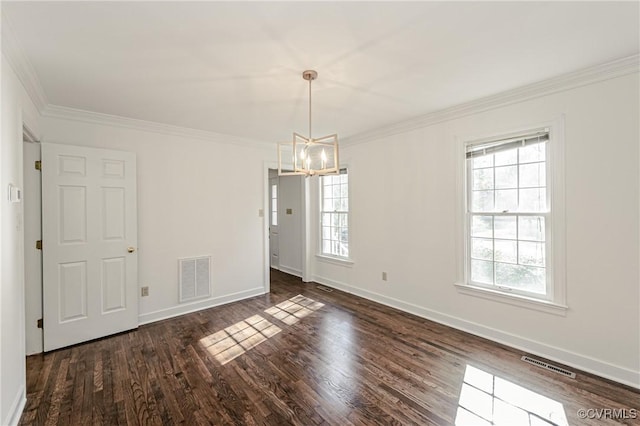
[3, 1, 639, 143]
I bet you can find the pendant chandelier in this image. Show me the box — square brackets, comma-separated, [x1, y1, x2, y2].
[278, 70, 339, 176]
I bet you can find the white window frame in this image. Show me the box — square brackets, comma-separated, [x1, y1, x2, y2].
[318, 169, 352, 263]
[455, 119, 567, 315]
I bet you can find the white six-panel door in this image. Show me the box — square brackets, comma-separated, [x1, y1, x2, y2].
[42, 143, 138, 351]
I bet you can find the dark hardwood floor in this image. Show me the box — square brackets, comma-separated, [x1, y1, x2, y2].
[20, 270, 640, 425]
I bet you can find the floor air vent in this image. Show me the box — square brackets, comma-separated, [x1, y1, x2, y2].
[521, 355, 576, 379]
[316, 285, 333, 293]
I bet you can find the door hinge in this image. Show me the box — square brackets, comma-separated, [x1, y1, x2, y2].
[36, 240, 42, 250]
[35, 160, 42, 171]
[37, 318, 43, 328]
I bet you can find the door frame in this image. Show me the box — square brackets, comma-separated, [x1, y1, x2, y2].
[268, 174, 279, 271]
[262, 162, 312, 287]
[262, 162, 278, 292]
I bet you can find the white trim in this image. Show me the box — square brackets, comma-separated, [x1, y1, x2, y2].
[342, 55, 639, 146]
[42, 105, 271, 149]
[263, 161, 279, 292]
[3, 385, 26, 426]
[138, 287, 265, 325]
[1, 16, 49, 112]
[313, 275, 640, 389]
[454, 283, 567, 316]
[278, 265, 302, 278]
[315, 254, 354, 267]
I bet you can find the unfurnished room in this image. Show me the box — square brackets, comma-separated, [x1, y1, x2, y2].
[1, 1, 639, 425]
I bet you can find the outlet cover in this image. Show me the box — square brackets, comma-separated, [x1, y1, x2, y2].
[141, 286, 149, 297]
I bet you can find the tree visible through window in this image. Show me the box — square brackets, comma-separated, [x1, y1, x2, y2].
[466, 131, 549, 297]
[321, 170, 349, 258]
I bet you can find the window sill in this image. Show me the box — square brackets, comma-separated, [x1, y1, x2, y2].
[316, 254, 354, 267]
[454, 283, 568, 316]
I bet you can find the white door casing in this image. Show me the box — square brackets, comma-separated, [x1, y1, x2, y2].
[42, 143, 138, 351]
[269, 177, 279, 269]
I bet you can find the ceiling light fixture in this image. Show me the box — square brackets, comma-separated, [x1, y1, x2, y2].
[278, 70, 339, 177]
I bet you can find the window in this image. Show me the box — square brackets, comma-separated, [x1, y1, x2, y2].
[320, 170, 349, 258]
[465, 130, 551, 299]
[270, 184, 277, 226]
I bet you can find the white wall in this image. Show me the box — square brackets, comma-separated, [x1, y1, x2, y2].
[41, 115, 274, 325]
[1, 54, 41, 426]
[311, 72, 640, 387]
[277, 175, 303, 276]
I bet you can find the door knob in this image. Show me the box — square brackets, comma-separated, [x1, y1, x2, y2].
[127, 247, 135, 253]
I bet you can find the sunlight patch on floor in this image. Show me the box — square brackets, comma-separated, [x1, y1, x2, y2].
[199, 314, 281, 365]
[455, 365, 568, 426]
[200, 295, 325, 365]
[264, 294, 325, 325]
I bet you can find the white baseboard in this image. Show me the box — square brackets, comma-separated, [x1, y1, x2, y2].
[278, 265, 302, 278]
[313, 275, 640, 389]
[138, 287, 266, 325]
[4, 385, 26, 426]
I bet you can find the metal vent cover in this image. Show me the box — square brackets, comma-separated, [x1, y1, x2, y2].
[179, 256, 211, 302]
[521, 355, 576, 379]
[316, 285, 333, 293]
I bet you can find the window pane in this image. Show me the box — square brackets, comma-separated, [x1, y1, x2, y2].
[340, 184, 348, 197]
[519, 217, 545, 241]
[473, 168, 494, 190]
[494, 149, 517, 166]
[519, 241, 545, 267]
[322, 213, 330, 226]
[519, 163, 546, 188]
[471, 238, 493, 261]
[495, 263, 545, 294]
[473, 155, 493, 169]
[495, 166, 517, 189]
[340, 228, 348, 243]
[520, 188, 546, 211]
[322, 241, 331, 253]
[494, 216, 517, 239]
[323, 198, 334, 211]
[519, 143, 545, 164]
[471, 216, 493, 238]
[322, 227, 331, 239]
[495, 189, 517, 212]
[471, 259, 493, 284]
[495, 239, 517, 263]
[471, 190, 494, 212]
[333, 185, 341, 198]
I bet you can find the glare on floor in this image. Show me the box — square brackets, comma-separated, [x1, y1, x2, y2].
[455, 364, 568, 426]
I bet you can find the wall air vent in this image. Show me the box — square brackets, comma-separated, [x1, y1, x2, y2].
[179, 256, 211, 302]
[521, 355, 576, 379]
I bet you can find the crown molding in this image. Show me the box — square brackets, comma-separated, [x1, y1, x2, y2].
[342, 54, 640, 146]
[1, 13, 49, 112]
[42, 104, 271, 149]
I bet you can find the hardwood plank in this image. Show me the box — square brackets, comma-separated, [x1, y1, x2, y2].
[20, 269, 640, 425]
